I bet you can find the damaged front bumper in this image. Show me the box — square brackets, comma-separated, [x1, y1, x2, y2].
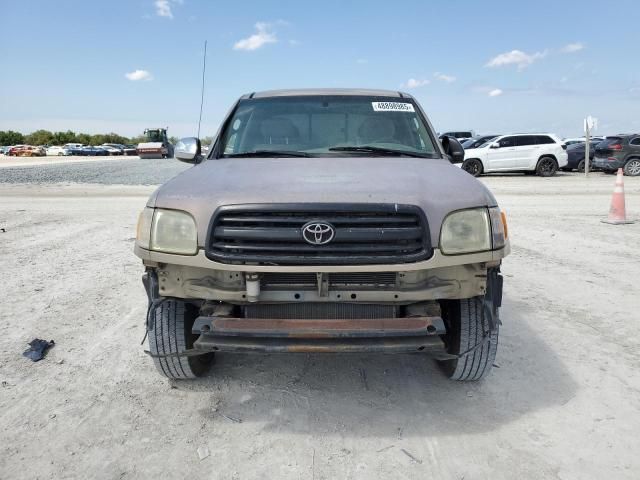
[191, 314, 451, 355]
[139, 244, 507, 357]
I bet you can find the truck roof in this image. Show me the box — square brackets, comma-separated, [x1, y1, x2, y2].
[244, 88, 408, 99]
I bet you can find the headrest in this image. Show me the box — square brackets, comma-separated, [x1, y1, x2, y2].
[260, 117, 299, 139]
[358, 117, 396, 142]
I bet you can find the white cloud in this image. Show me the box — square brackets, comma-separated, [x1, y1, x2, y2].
[356, 58, 368, 64]
[403, 78, 430, 89]
[125, 69, 153, 81]
[154, 0, 173, 19]
[233, 22, 277, 51]
[561, 42, 584, 53]
[434, 72, 456, 83]
[488, 88, 503, 97]
[485, 49, 547, 70]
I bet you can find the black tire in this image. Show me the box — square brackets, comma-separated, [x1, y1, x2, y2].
[536, 156, 558, 177]
[461, 158, 483, 177]
[438, 296, 499, 381]
[149, 300, 214, 379]
[623, 158, 640, 176]
[577, 160, 585, 173]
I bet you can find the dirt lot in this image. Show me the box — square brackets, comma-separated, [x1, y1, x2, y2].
[0, 154, 141, 169]
[1, 171, 639, 480]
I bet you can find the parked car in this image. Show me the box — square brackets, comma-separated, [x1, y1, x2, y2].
[69, 146, 108, 156]
[0, 146, 12, 155]
[460, 133, 568, 177]
[81, 146, 109, 156]
[63, 143, 84, 150]
[461, 135, 498, 149]
[123, 144, 138, 156]
[563, 136, 604, 146]
[563, 140, 602, 172]
[7, 145, 25, 156]
[8, 145, 45, 157]
[592, 134, 640, 176]
[101, 144, 125, 155]
[46, 145, 71, 156]
[441, 130, 475, 141]
[68, 145, 86, 155]
[134, 88, 509, 382]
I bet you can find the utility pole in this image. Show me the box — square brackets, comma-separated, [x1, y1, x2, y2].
[584, 116, 597, 177]
[585, 119, 590, 177]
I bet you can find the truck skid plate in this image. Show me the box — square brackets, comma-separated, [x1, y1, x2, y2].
[193, 334, 448, 354]
[192, 316, 446, 339]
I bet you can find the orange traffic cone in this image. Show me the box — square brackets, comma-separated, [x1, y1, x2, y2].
[602, 168, 634, 224]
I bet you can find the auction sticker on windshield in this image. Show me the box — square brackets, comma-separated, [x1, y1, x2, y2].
[372, 102, 415, 112]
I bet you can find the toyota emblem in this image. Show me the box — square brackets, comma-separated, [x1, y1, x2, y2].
[301, 221, 335, 245]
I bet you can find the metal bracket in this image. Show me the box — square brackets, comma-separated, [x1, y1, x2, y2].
[316, 272, 329, 297]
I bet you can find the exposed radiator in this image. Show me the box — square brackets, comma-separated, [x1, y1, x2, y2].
[243, 303, 397, 320]
[261, 272, 397, 289]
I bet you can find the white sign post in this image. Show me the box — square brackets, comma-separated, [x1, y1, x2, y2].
[584, 116, 597, 177]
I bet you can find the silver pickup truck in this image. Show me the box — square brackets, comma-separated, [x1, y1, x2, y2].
[134, 89, 509, 382]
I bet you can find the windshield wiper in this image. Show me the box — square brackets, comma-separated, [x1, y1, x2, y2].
[224, 150, 311, 158]
[328, 146, 432, 158]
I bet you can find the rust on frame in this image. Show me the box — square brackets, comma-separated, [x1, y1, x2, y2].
[206, 316, 443, 339]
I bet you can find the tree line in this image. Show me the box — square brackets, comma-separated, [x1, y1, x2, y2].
[0, 130, 183, 147]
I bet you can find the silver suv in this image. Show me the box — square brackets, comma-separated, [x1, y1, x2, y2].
[134, 89, 510, 382]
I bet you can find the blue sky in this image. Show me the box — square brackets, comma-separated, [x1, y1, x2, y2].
[1, 0, 639, 138]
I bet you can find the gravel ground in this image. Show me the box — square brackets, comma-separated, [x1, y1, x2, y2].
[0, 166, 639, 480]
[0, 157, 189, 185]
[0, 154, 146, 169]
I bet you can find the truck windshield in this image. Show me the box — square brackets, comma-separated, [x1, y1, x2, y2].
[218, 96, 439, 158]
[146, 130, 163, 142]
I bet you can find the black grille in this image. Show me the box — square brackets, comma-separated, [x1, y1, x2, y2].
[243, 303, 397, 319]
[206, 204, 431, 265]
[261, 272, 397, 289]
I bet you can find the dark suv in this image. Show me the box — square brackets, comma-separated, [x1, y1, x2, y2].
[563, 140, 601, 172]
[593, 135, 640, 176]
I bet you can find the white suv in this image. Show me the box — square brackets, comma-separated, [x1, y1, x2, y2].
[460, 133, 568, 177]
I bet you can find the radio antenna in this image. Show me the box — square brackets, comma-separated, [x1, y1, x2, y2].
[197, 40, 207, 139]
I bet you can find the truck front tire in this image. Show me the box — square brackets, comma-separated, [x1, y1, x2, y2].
[149, 300, 214, 379]
[438, 296, 499, 381]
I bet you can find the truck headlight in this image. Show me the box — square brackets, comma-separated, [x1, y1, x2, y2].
[136, 207, 153, 250]
[440, 208, 491, 254]
[150, 209, 198, 255]
[136, 208, 198, 255]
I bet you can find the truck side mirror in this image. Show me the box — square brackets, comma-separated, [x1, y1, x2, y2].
[175, 137, 203, 164]
[441, 135, 465, 164]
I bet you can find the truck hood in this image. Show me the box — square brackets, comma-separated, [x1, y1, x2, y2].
[151, 157, 498, 247]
